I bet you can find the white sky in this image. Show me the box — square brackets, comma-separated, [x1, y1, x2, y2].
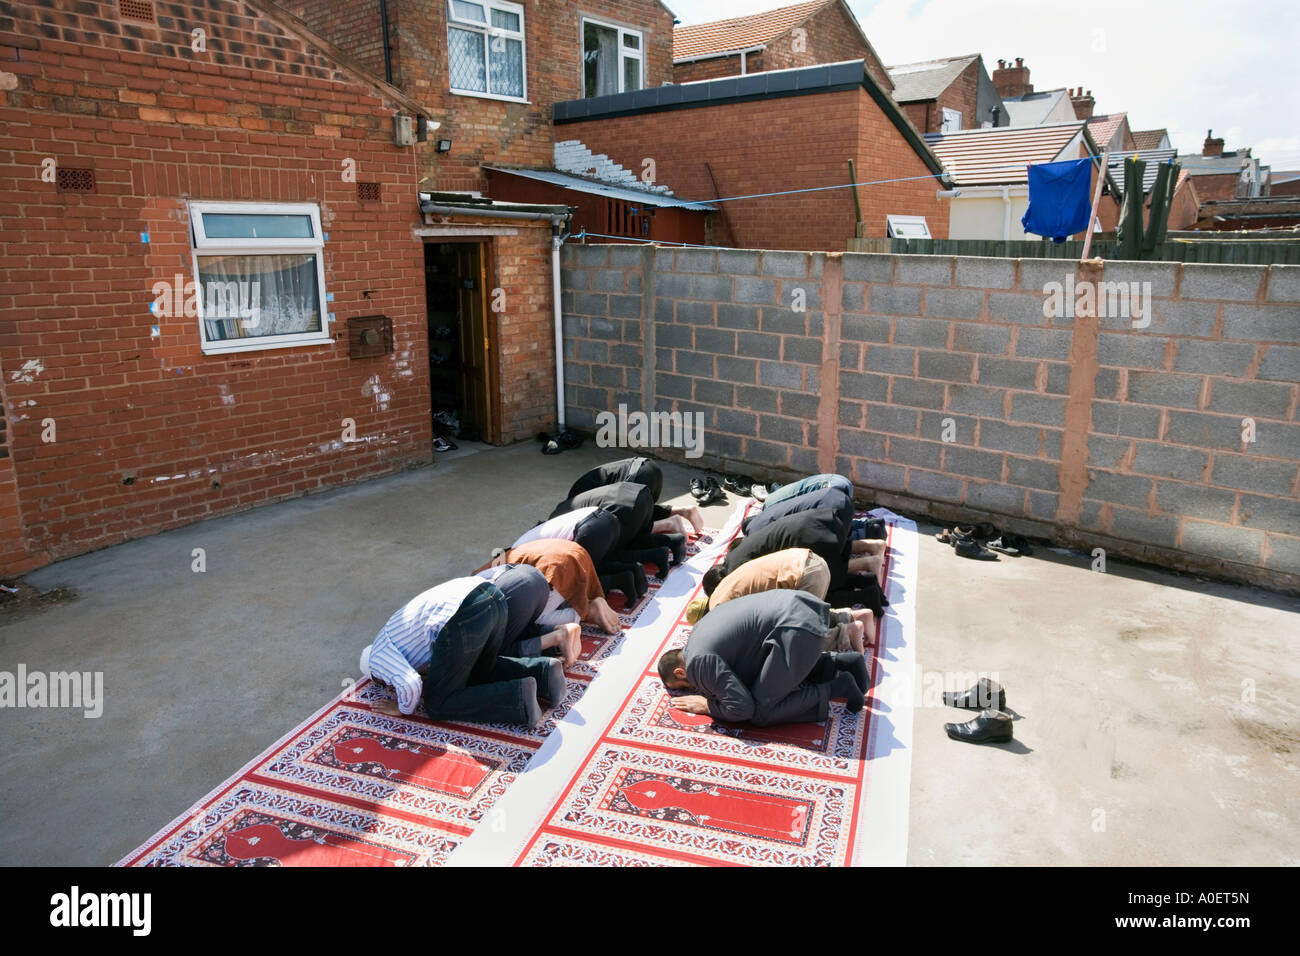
[666, 0, 1300, 172]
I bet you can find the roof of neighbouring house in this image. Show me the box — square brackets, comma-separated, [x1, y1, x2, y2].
[1106, 148, 1179, 197]
[1086, 112, 1128, 149]
[1132, 128, 1169, 150]
[924, 121, 1092, 185]
[1000, 88, 1070, 126]
[673, 0, 833, 59]
[1174, 151, 1260, 175]
[886, 54, 980, 103]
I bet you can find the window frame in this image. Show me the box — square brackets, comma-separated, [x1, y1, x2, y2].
[941, 107, 963, 133]
[447, 0, 528, 104]
[581, 16, 644, 98]
[188, 200, 332, 356]
[886, 214, 932, 239]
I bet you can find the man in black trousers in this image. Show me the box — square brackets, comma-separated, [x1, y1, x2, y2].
[657, 590, 869, 727]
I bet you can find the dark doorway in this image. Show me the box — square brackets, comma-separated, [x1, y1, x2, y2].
[424, 241, 495, 444]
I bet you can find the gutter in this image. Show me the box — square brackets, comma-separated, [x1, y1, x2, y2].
[420, 203, 569, 222]
[672, 45, 765, 65]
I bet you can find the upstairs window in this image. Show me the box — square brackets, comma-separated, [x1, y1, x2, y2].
[583, 19, 643, 98]
[448, 0, 526, 101]
[941, 108, 963, 133]
[188, 202, 330, 354]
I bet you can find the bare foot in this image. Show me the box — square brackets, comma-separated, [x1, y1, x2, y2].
[559, 622, 582, 666]
[652, 515, 692, 536]
[588, 598, 621, 635]
[674, 504, 704, 534]
[372, 698, 402, 716]
[846, 620, 865, 654]
[851, 608, 876, 646]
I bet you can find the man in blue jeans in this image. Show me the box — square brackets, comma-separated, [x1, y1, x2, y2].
[361, 574, 567, 728]
[759, 473, 852, 510]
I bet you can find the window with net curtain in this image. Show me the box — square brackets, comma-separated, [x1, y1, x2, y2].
[583, 20, 643, 98]
[448, 0, 525, 100]
[188, 202, 331, 354]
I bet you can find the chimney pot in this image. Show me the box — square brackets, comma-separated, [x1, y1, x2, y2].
[1016, 57, 1023, 67]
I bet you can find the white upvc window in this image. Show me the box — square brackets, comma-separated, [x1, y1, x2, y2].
[583, 17, 643, 97]
[188, 201, 331, 355]
[886, 214, 932, 239]
[448, 0, 527, 102]
[941, 108, 963, 133]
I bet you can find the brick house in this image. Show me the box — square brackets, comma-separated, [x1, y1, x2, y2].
[887, 53, 1008, 134]
[1177, 130, 1270, 202]
[0, 0, 677, 576]
[555, 60, 950, 250]
[671, 0, 893, 92]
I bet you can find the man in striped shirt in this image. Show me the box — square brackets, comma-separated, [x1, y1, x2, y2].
[360, 575, 565, 728]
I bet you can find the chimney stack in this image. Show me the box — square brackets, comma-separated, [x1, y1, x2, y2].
[992, 57, 1033, 99]
[1203, 129, 1224, 157]
[1070, 86, 1095, 119]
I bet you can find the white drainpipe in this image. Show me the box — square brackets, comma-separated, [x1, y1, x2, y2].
[1002, 186, 1012, 241]
[552, 229, 565, 431]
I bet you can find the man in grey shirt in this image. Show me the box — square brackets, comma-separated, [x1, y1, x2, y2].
[658, 590, 869, 726]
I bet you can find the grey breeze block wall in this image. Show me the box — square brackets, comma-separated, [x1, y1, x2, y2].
[560, 244, 1300, 591]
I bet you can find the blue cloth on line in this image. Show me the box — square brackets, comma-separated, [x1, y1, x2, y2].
[1021, 158, 1093, 243]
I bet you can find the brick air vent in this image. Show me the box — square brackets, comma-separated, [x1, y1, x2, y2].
[56, 167, 95, 192]
[357, 182, 381, 202]
[118, 0, 156, 22]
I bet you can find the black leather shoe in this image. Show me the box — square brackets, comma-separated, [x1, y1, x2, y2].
[954, 537, 998, 560]
[944, 709, 1013, 744]
[943, 678, 1005, 711]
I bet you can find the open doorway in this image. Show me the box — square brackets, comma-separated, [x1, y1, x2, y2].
[424, 241, 496, 446]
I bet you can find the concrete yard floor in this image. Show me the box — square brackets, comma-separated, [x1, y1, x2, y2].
[0, 443, 1296, 866]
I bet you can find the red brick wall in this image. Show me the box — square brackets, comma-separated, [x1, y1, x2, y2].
[288, 0, 675, 194]
[671, 4, 891, 91]
[562, 87, 947, 250]
[0, 0, 439, 574]
[898, 65, 982, 135]
[1192, 173, 1241, 202]
[491, 226, 564, 443]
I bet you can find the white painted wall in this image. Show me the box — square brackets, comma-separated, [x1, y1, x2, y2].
[947, 190, 1031, 240]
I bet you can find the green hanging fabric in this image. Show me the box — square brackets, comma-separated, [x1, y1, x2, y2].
[1116, 156, 1146, 260]
[1143, 160, 1181, 254]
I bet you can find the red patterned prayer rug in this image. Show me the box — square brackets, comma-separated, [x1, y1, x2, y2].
[447, 508, 919, 867]
[116, 533, 715, 867]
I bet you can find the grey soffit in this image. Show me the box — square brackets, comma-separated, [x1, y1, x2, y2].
[552, 60, 868, 122]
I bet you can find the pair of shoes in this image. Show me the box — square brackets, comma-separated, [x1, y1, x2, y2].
[942, 679, 1012, 744]
[954, 537, 998, 560]
[433, 436, 458, 453]
[940, 527, 998, 560]
[690, 476, 726, 505]
[986, 532, 1032, 556]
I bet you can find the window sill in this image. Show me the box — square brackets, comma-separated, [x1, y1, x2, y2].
[450, 88, 530, 105]
[200, 333, 334, 356]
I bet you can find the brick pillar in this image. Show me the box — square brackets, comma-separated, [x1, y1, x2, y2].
[818, 253, 845, 474]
